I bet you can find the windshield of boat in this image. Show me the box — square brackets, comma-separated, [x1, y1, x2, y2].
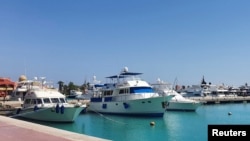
[59, 98, 66, 103]
[130, 87, 154, 94]
[24, 99, 31, 104]
[24, 97, 67, 105]
[24, 98, 43, 104]
[51, 98, 66, 103]
[51, 98, 60, 103]
[43, 98, 50, 103]
[36, 99, 42, 104]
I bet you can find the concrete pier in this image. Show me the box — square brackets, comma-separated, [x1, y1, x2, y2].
[189, 96, 250, 104]
[0, 115, 110, 141]
[0, 99, 109, 141]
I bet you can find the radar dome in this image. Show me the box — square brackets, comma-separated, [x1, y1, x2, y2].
[123, 67, 128, 72]
[157, 78, 161, 82]
[19, 75, 27, 82]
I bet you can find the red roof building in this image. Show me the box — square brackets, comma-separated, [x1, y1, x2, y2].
[0, 77, 16, 97]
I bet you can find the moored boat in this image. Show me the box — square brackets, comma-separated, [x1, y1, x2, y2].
[76, 75, 104, 100]
[151, 78, 201, 111]
[87, 67, 173, 117]
[12, 77, 86, 122]
[67, 90, 82, 99]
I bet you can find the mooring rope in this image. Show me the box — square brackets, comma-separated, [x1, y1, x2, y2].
[89, 107, 127, 125]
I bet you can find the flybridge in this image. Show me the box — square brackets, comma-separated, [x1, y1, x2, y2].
[106, 72, 143, 79]
[105, 66, 143, 79]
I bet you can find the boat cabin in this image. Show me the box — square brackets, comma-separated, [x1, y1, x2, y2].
[22, 89, 67, 108]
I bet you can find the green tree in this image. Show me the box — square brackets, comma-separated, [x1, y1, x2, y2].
[57, 81, 81, 95]
[67, 81, 80, 95]
[63, 85, 68, 95]
[80, 80, 91, 94]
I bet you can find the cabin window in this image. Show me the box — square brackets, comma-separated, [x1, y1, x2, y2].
[126, 89, 129, 93]
[31, 99, 36, 104]
[24, 99, 31, 104]
[119, 89, 125, 94]
[51, 98, 60, 103]
[119, 89, 129, 94]
[212, 91, 217, 95]
[103, 90, 113, 96]
[130, 87, 154, 94]
[36, 99, 42, 104]
[43, 98, 51, 103]
[59, 98, 66, 103]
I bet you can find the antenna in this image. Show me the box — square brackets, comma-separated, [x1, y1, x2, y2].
[40, 77, 46, 88]
[24, 59, 27, 77]
[173, 77, 178, 90]
[23, 58, 30, 82]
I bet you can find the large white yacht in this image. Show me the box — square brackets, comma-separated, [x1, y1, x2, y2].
[177, 76, 211, 97]
[151, 78, 202, 111]
[87, 67, 174, 117]
[12, 76, 86, 122]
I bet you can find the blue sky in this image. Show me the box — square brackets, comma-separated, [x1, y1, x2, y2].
[1, 0, 250, 87]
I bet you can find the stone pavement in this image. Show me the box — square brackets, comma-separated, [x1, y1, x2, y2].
[0, 116, 110, 141]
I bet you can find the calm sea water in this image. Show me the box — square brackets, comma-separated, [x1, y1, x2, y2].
[20, 103, 250, 141]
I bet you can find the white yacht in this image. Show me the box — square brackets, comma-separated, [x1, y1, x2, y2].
[76, 75, 104, 100]
[11, 75, 31, 101]
[179, 85, 207, 97]
[12, 77, 86, 122]
[210, 84, 237, 97]
[151, 78, 202, 111]
[67, 90, 82, 99]
[87, 67, 174, 117]
[176, 76, 212, 97]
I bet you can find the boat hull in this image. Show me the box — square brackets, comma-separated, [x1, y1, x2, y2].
[88, 96, 170, 117]
[67, 95, 77, 99]
[14, 106, 85, 122]
[166, 101, 201, 111]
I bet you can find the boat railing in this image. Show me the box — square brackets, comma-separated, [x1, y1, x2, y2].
[120, 76, 141, 82]
[112, 92, 159, 101]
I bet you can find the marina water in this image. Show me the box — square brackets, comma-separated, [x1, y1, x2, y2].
[19, 103, 250, 141]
